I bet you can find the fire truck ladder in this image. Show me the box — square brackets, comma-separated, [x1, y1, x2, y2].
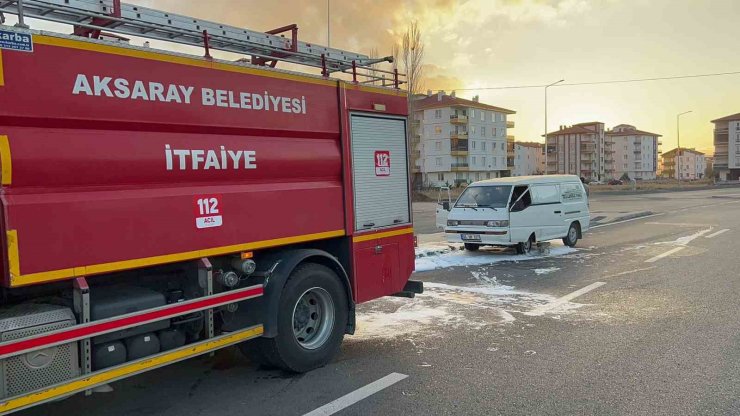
[0, 0, 403, 86]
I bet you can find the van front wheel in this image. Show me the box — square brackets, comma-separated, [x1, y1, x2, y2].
[563, 223, 580, 247]
[516, 235, 534, 255]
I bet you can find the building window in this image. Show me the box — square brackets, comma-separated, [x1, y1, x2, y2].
[434, 109, 442, 119]
[480, 111, 484, 121]
[501, 142, 505, 150]
[472, 141, 477, 150]
[436, 157, 442, 166]
[435, 126, 442, 135]
[481, 127, 487, 137]
[482, 141, 487, 151]
[472, 156, 477, 165]
[486, 172, 491, 179]
[475, 173, 480, 181]
[435, 141, 441, 151]
[492, 127, 497, 137]
[482, 156, 487, 166]
[438, 173, 444, 181]
[471, 126, 477, 135]
[493, 158, 497, 167]
[470, 109, 475, 119]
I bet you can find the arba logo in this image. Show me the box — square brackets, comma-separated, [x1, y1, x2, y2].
[0, 30, 34, 52]
[0, 32, 31, 43]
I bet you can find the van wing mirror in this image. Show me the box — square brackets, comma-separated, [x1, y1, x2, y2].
[442, 201, 450, 211]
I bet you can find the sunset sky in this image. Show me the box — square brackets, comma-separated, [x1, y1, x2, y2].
[8, 0, 739, 154]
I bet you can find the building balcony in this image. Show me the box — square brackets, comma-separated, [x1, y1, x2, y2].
[634, 150, 642, 154]
[450, 115, 468, 124]
[581, 146, 595, 154]
[506, 135, 515, 142]
[506, 121, 515, 128]
[547, 160, 558, 165]
[451, 132, 468, 140]
[411, 119, 421, 127]
[451, 163, 469, 171]
[715, 128, 729, 134]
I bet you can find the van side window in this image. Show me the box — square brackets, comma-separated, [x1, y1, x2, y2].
[561, 183, 585, 202]
[530, 185, 560, 205]
[510, 185, 531, 212]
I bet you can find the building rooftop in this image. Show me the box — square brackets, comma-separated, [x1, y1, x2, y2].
[711, 112, 740, 123]
[663, 147, 705, 157]
[414, 93, 516, 114]
[606, 128, 662, 137]
[545, 125, 596, 137]
[470, 175, 581, 186]
[515, 141, 545, 149]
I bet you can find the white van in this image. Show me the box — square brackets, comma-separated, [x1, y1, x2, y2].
[436, 175, 590, 254]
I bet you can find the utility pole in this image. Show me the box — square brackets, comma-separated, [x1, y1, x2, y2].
[676, 110, 692, 185]
[327, 0, 331, 48]
[544, 79, 565, 174]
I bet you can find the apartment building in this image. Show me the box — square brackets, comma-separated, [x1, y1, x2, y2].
[606, 124, 661, 180]
[412, 91, 516, 187]
[545, 122, 606, 180]
[661, 148, 706, 180]
[512, 142, 545, 176]
[711, 112, 740, 181]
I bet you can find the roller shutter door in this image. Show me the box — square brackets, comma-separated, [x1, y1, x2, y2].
[350, 114, 410, 231]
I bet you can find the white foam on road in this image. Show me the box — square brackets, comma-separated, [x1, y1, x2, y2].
[534, 267, 560, 275]
[353, 272, 586, 340]
[414, 243, 576, 272]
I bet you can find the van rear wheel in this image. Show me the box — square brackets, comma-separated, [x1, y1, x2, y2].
[563, 222, 580, 247]
[464, 243, 480, 251]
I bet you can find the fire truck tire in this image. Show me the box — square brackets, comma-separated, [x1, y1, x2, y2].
[241, 263, 347, 373]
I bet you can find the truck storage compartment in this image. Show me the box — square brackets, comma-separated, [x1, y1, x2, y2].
[91, 286, 169, 344]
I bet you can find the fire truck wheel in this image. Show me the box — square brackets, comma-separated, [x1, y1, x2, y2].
[243, 263, 348, 373]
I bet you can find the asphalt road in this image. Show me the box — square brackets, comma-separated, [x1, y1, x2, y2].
[20, 188, 740, 415]
[413, 186, 740, 234]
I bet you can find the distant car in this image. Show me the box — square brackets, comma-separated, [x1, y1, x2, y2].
[608, 179, 623, 185]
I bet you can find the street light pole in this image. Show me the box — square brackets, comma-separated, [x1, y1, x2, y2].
[544, 79, 565, 175]
[327, 0, 331, 48]
[676, 110, 692, 185]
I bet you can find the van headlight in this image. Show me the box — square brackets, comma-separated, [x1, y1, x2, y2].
[447, 220, 459, 226]
[486, 220, 509, 227]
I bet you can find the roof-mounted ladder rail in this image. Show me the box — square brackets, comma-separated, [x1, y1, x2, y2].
[0, 0, 406, 87]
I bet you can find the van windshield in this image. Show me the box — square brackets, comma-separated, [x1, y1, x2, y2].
[455, 185, 512, 209]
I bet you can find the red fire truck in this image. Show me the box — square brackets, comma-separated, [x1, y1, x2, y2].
[0, 0, 420, 412]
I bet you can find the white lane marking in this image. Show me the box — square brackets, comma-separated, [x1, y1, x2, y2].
[705, 229, 730, 239]
[645, 222, 718, 227]
[525, 282, 606, 316]
[645, 246, 685, 263]
[303, 373, 408, 416]
[590, 213, 665, 229]
[601, 267, 655, 278]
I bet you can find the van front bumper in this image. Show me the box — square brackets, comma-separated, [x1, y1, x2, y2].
[445, 229, 511, 245]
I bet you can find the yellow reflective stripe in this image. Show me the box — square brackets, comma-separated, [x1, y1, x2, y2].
[352, 227, 413, 243]
[11, 229, 346, 287]
[34, 35, 337, 88]
[0, 135, 11, 185]
[6, 230, 19, 279]
[0, 50, 4, 86]
[0, 326, 263, 414]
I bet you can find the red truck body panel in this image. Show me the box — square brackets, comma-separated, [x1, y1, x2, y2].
[0, 34, 413, 291]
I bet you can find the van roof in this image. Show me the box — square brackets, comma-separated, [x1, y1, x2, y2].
[469, 175, 582, 186]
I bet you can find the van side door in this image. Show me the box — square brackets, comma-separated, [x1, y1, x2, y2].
[560, 182, 589, 232]
[529, 184, 563, 239]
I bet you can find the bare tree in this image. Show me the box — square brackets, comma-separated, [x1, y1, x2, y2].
[399, 21, 424, 188]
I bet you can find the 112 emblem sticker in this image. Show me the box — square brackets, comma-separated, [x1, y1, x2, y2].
[194, 195, 223, 229]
